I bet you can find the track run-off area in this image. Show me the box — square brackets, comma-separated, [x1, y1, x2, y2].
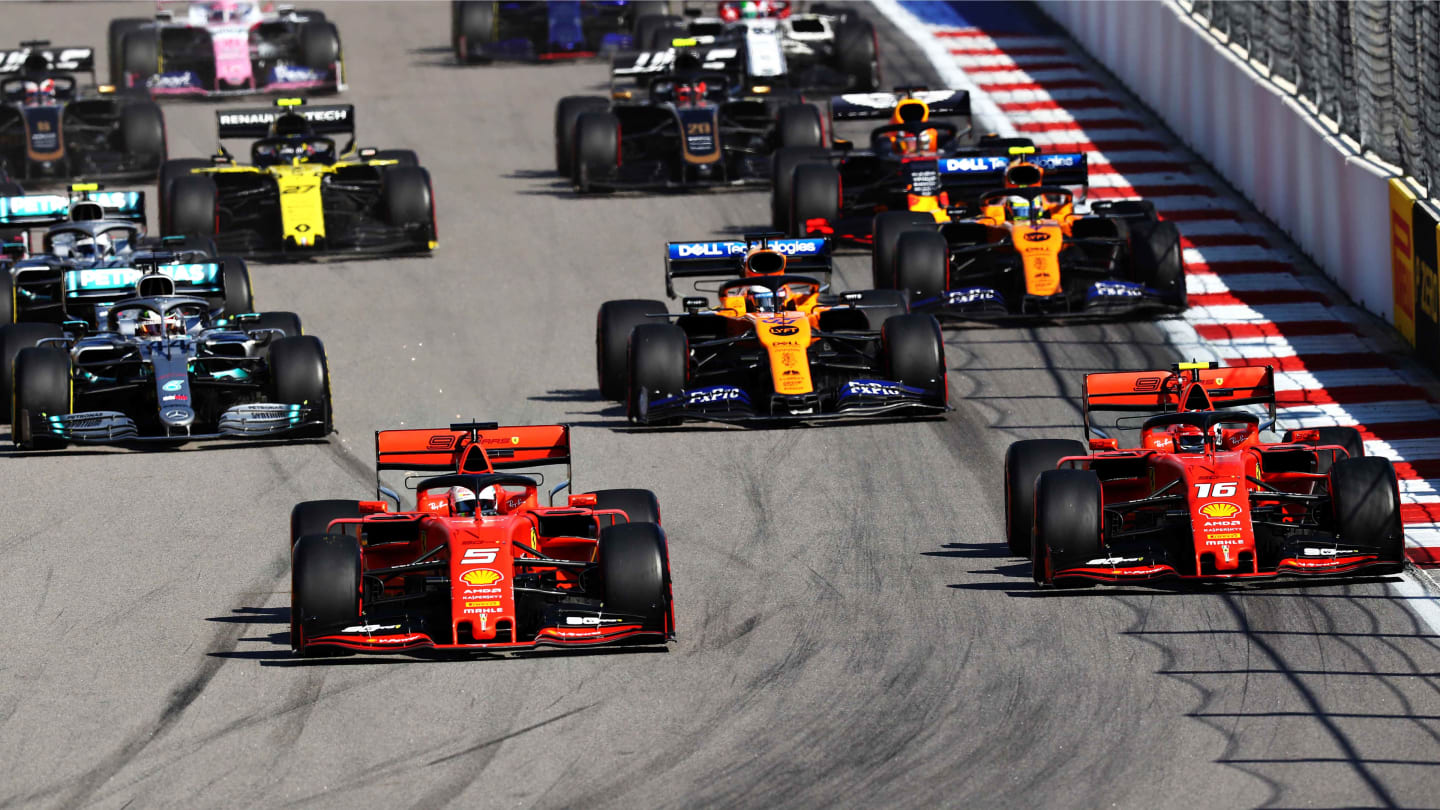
[0, 2, 1437, 808]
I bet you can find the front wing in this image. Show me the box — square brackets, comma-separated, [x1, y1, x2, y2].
[911, 280, 1180, 322]
[634, 378, 949, 425]
[22, 402, 325, 445]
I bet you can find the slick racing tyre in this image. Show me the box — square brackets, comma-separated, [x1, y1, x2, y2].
[596, 299, 668, 401]
[0, 271, 13, 327]
[269, 335, 332, 436]
[1329, 456, 1404, 573]
[218, 257, 254, 317]
[291, 500, 364, 547]
[770, 146, 828, 232]
[881, 313, 945, 394]
[1033, 469, 1102, 588]
[12, 346, 71, 450]
[158, 159, 211, 230]
[165, 175, 217, 239]
[299, 21, 342, 72]
[893, 230, 949, 303]
[1130, 220, 1186, 308]
[555, 96, 610, 176]
[453, 1, 496, 63]
[108, 18, 151, 85]
[872, 211, 935, 290]
[0, 322, 63, 409]
[588, 488, 662, 526]
[1004, 439, 1085, 558]
[789, 163, 840, 238]
[292, 533, 362, 654]
[118, 28, 159, 87]
[1284, 425, 1364, 474]
[251, 311, 303, 340]
[835, 19, 880, 92]
[382, 166, 436, 248]
[599, 521, 670, 628]
[120, 102, 166, 173]
[574, 111, 619, 193]
[777, 104, 824, 150]
[626, 323, 687, 425]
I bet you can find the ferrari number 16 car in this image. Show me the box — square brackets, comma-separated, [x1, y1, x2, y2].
[1005, 362, 1405, 587]
[288, 421, 674, 656]
[595, 233, 948, 424]
[160, 98, 436, 256]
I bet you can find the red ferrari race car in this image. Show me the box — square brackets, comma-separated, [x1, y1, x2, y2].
[1005, 362, 1406, 588]
[288, 421, 674, 656]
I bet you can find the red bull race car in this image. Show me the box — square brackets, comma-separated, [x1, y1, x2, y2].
[1005, 362, 1406, 587]
[288, 422, 674, 656]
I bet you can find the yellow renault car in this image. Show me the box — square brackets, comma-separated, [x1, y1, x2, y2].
[158, 98, 436, 257]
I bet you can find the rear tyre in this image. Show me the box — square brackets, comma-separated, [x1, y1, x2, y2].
[1033, 469, 1103, 588]
[596, 299, 667, 400]
[881, 313, 944, 391]
[0, 322, 63, 410]
[598, 521, 669, 628]
[789, 163, 840, 237]
[453, 0, 496, 63]
[1130, 220, 1186, 308]
[292, 533, 362, 654]
[158, 159, 211, 229]
[108, 18, 151, 85]
[872, 211, 935, 289]
[218, 257, 254, 317]
[12, 347, 70, 450]
[1284, 426, 1364, 474]
[1329, 457, 1404, 572]
[770, 146, 828, 231]
[382, 165, 435, 247]
[777, 103, 824, 149]
[269, 335, 332, 436]
[893, 230, 949, 303]
[299, 21, 342, 72]
[626, 323, 687, 425]
[291, 499, 363, 547]
[835, 19, 879, 91]
[165, 175, 217, 238]
[555, 96, 610, 176]
[1004, 438, 1086, 557]
[118, 29, 159, 88]
[574, 112, 619, 193]
[588, 488, 662, 525]
[120, 102, 167, 173]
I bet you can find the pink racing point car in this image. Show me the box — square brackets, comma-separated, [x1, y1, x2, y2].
[107, 2, 344, 98]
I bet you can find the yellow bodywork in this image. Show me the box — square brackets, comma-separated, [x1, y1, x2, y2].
[193, 155, 404, 249]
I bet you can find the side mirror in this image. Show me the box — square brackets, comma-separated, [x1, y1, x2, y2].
[682, 296, 706, 313]
[358, 500, 389, 514]
[1089, 437, 1118, 451]
[568, 493, 597, 507]
[1289, 428, 1320, 444]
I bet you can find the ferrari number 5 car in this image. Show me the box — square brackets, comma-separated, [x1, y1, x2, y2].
[160, 98, 436, 256]
[595, 233, 948, 424]
[1005, 362, 1405, 587]
[288, 421, 675, 656]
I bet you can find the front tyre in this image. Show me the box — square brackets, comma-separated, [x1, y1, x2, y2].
[596, 299, 668, 401]
[269, 335, 332, 436]
[292, 533, 362, 654]
[12, 346, 71, 450]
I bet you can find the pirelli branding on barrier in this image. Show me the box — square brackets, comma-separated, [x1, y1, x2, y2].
[1414, 198, 1440, 374]
[1390, 178, 1418, 345]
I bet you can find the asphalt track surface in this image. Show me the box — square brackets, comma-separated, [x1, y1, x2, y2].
[1, 3, 1438, 808]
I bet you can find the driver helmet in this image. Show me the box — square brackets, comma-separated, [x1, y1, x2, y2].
[24, 78, 56, 106]
[70, 232, 113, 259]
[1175, 425, 1207, 453]
[136, 309, 182, 338]
[275, 141, 317, 163]
[447, 486, 477, 518]
[477, 485, 499, 516]
[675, 81, 708, 107]
[745, 285, 777, 313]
[1003, 195, 1035, 221]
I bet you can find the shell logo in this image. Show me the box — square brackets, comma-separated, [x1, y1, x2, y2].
[1199, 502, 1241, 519]
[460, 568, 503, 586]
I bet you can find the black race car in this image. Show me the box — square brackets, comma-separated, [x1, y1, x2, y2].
[0, 42, 165, 184]
[556, 50, 824, 192]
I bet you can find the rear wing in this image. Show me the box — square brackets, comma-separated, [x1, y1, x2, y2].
[1082, 363, 1276, 438]
[0, 43, 95, 75]
[216, 103, 355, 139]
[938, 151, 1089, 192]
[0, 188, 144, 226]
[664, 234, 831, 297]
[62, 260, 224, 302]
[830, 89, 970, 121]
[375, 422, 573, 501]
